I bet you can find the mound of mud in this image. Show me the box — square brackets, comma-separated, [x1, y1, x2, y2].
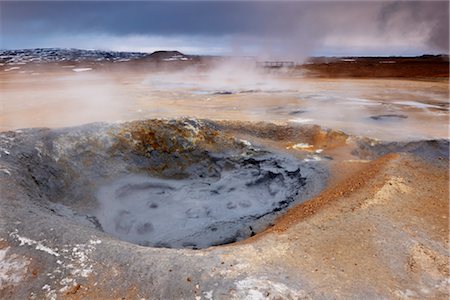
[0, 119, 327, 249]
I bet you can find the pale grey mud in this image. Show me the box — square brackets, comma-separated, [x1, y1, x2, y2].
[0, 119, 327, 250]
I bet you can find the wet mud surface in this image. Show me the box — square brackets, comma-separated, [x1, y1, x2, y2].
[0, 119, 328, 249]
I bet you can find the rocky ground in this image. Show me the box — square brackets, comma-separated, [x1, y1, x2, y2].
[0, 119, 448, 299]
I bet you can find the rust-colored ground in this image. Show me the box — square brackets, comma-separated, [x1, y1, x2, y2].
[226, 152, 449, 298]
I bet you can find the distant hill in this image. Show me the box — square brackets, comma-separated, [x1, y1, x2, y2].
[0, 48, 148, 65]
[0, 48, 194, 65]
[145, 50, 190, 61]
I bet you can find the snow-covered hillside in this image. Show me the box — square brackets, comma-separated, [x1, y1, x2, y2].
[0, 48, 191, 65]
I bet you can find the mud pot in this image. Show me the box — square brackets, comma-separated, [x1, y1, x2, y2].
[0, 117, 448, 298]
[0, 119, 331, 249]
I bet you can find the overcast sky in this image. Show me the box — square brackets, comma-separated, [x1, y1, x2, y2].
[0, 1, 448, 58]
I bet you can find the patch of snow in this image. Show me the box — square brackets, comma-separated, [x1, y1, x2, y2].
[37, 241, 98, 297]
[287, 143, 312, 150]
[68, 243, 95, 277]
[162, 54, 190, 61]
[9, 230, 60, 257]
[233, 277, 306, 300]
[394, 289, 417, 298]
[59, 277, 77, 293]
[4, 67, 20, 72]
[42, 284, 57, 300]
[289, 118, 314, 124]
[46, 289, 57, 300]
[346, 97, 381, 106]
[304, 155, 322, 162]
[0, 247, 30, 287]
[393, 101, 442, 109]
[72, 68, 92, 72]
[35, 244, 60, 257]
[239, 139, 252, 147]
[182, 119, 201, 135]
[204, 290, 214, 300]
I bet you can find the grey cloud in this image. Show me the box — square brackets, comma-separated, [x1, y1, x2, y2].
[379, 1, 449, 52]
[0, 1, 448, 57]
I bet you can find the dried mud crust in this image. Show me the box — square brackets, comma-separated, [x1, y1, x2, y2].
[262, 153, 400, 233]
[215, 120, 350, 150]
[0, 119, 448, 299]
[226, 153, 449, 299]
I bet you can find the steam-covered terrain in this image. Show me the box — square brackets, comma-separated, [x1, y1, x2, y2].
[1, 49, 448, 141]
[0, 49, 448, 299]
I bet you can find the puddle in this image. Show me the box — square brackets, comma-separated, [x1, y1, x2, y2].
[369, 114, 408, 121]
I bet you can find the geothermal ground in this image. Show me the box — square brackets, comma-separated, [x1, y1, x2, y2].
[0, 54, 449, 299]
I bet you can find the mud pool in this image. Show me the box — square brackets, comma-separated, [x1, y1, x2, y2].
[0, 119, 328, 249]
[95, 151, 315, 249]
